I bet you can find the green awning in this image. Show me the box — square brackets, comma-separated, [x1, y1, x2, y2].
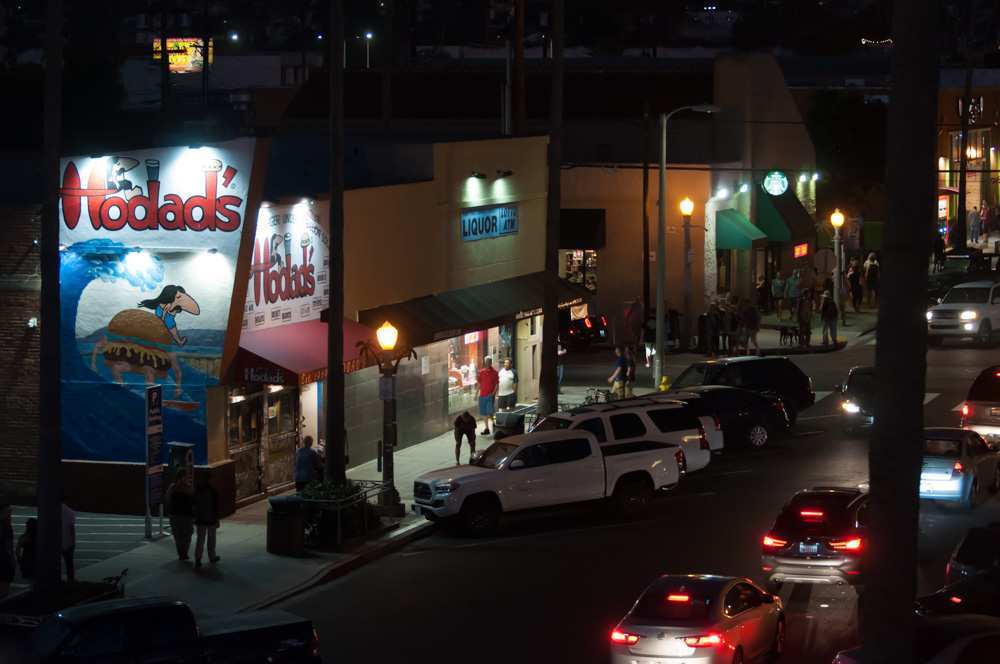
[716, 208, 767, 249]
[755, 192, 792, 242]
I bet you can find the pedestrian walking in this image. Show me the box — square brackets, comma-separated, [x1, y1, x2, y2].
[193, 474, 221, 569]
[821, 291, 839, 346]
[721, 299, 739, 355]
[755, 276, 770, 314]
[454, 411, 477, 465]
[0, 504, 14, 599]
[624, 345, 637, 398]
[847, 259, 863, 312]
[933, 234, 946, 272]
[980, 203, 991, 244]
[61, 500, 76, 583]
[705, 301, 721, 357]
[294, 435, 323, 492]
[477, 357, 500, 435]
[864, 253, 880, 307]
[797, 295, 813, 347]
[608, 345, 628, 399]
[16, 517, 36, 581]
[742, 299, 761, 354]
[785, 270, 801, 319]
[166, 468, 194, 562]
[497, 359, 518, 411]
[771, 272, 786, 321]
[557, 337, 567, 391]
[968, 207, 982, 246]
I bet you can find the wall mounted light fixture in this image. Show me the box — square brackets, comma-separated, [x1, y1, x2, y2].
[470, 170, 487, 179]
[27, 317, 38, 329]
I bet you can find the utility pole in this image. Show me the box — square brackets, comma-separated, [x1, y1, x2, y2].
[955, 68, 972, 250]
[537, 0, 563, 417]
[682, 209, 693, 350]
[653, 113, 666, 387]
[326, 0, 347, 484]
[641, 102, 650, 318]
[36, 0, 64, 597]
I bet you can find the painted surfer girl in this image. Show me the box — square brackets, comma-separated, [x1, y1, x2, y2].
[138, 285, 201, 346]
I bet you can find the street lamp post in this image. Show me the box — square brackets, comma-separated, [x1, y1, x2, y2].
[364, 32, 373, 69]
[830, 209, 845, 325]
[654, 104, 720, 387]
[361, 321, 413, 517]
[679, 197, 695, 351]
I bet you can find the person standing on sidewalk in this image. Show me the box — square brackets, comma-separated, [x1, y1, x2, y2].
[933, 234, 946, 272]
[864, 253, 880, 307]
[755, 276, 770, 314]
[847, 259, 863, 312]
[608, 345, 628, 399]
[771, 272, 786, 321]
[785, 270, 801, 320]
[477, 357, 500, 435]
[453, 411, 477, 465]
[294, 436, 323, 492]
[0, 504, 14, 599]
[821, 290, 839, 346]
[742, 299, 761, 355]
[497, 359, 518, 412]
[797, 295, 813, 348]
[968, 206, 982, 246]
[166, 468, 195, 562]
[193, 474, 221, 569]
[557, 337, 567, 391]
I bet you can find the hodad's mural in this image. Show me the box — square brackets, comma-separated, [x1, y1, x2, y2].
[59, 139, 255, 464]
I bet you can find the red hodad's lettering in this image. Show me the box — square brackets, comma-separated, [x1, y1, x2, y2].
[252, 241, 316, 307]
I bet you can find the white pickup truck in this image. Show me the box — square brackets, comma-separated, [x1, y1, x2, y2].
[411, 430, 684, 535]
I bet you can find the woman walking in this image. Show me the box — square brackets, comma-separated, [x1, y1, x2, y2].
[863, 253, 880, 307]
[193, 474, 221, 569]
[847, 259, 863, 312]
[166, 468, 195, 562]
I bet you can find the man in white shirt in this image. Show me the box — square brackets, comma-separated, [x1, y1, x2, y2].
[62, 501, 76, 583]
[497, 359, 518, 411]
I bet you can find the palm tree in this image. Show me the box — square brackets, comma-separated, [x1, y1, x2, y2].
[861, 0, 939, 661]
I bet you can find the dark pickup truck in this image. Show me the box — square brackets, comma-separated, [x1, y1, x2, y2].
[29, 597, 321, 664]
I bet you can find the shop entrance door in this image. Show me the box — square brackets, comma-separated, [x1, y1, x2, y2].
[515, 314, 542, 403]
[263, 389, 299, 489]
[228, 395, 263, 501]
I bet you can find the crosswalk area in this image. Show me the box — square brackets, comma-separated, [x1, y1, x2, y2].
[814, 390, 957, 410]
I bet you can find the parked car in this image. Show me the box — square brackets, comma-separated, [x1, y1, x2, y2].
[917, 568, 1000, 618]
[532, 397, 713, 471]
[559, 310, 609, 349]
[610, 574, 784, 664]
[664, 385, 790, 450]
[836, 366, 875, 431]
[920, 428, 1000, 510]
[30, 597, 321, 664]
[834, 615, 1000, 664]
[926, 281, 1000, 346]
[959, 365, 1000, 446]
[926, 248, 998, 307]
[761, 486, 868, 593]
[669, 356, 815, 424]
[945, 524, 1000, 585]
[411, 429, 684, 535]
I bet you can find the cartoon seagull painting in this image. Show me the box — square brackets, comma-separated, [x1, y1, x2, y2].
[107, 156, 144, 200]
[138, 285, 201, 346]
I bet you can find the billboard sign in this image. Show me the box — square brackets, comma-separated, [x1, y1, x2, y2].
[58, 139, 255, 466]
[243, 202, 330, 331]
[152, 37, 214, 74]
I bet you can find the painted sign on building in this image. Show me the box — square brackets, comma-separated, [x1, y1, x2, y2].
[152, 37, 214, 74]
[243, 202, 329, 331]
[58, 139, 255, 464]
[461, 204, 519, 241]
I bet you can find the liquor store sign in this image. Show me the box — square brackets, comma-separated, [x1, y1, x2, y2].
[461, 204, 519, 242]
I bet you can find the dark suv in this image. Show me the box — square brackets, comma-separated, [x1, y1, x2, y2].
[836, 366, 874, 431]
[960, 365, 1000, 446]
[761, 487, 868, 593]
[669, 356, 815, 424]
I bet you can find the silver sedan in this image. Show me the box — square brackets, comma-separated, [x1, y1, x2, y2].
[611, 574, 785, 664]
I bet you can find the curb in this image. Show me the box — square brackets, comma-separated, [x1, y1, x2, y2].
[238, 519, 436, 612]
[759, 341, 847, 356]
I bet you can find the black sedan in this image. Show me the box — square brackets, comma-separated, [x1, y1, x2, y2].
[664, 385, 790, 450]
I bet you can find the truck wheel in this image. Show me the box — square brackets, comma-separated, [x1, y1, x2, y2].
[980, 321, 994, 347]
[460, 495, 500, 537]
[614, 476, 653, 517]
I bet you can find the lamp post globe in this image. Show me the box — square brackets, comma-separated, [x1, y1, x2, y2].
[830, 209, 845, 332]
[679, 197, 695, 217]
[830, 208, 845, 229]
[376, 321, 398, 351]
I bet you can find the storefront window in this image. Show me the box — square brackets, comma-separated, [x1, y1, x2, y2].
[562, 250, 598, 292]
[228, 397, 261, 447]
[717, 250, 732, 293]
[267, 390, 297, 434]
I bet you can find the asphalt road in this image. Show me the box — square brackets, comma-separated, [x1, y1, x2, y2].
[284, 336, 1000, 664]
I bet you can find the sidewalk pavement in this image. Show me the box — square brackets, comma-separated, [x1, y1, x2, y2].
[754, 308, 878, 354]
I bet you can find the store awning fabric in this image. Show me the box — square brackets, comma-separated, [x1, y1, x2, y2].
[358, 271, 592, 349]
[232, 318, 377, 385]
[716, 208, 767, 249]
[758, 189, 816, 240]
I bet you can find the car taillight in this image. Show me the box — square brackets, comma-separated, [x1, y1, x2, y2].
[799, 509, 825, 522]
[713, 415, 722, 431]
[667, 594, 690, 602]
[830, 537, 863, 552]
[601, 315, 608, 326]
[949, 596, 963, 604]
[953, 461, 965, 474]
[584, 317, 593, 329]
[309, 628, 320, 658]
[675, 449, 686, 472]
[683, 633, 722, 648]
[697, 424, 710, 450]
[762, 533, 787, 549]
[962, 403, 970, 418]
[611, 630, 640, 645]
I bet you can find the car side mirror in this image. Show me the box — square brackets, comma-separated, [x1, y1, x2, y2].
[508, 459, 525, 470]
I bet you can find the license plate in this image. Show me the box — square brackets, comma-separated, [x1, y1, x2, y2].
[800, 543, 818, 554]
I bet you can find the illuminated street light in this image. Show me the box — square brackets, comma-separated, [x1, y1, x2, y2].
[376, 321, 399, 351]
[679, 197, 695, 216]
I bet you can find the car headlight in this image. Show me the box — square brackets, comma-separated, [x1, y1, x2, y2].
[960, 310, 978, 320]
[434, 481, 460, 494]
[926, 311, 934, 322]
[842, 401, 861, 414]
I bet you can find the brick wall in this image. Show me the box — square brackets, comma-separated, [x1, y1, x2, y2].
[0, 206, 41, 503]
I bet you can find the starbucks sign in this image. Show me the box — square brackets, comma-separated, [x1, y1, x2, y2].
[762, 170, 789, 196]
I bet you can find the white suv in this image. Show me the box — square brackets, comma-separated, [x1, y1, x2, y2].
[532, 400, 712, 472]
[927, 281, 1000, 346]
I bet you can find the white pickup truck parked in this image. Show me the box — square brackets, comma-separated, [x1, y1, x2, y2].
[411, 430, 684, 535]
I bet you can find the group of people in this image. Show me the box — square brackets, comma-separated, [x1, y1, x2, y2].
[0, 500, 77, 598]
[607, 345, 638, 399]
[165, 469, 221, 569]
[965, 204, 998, 246]
[704, 296, 762, 357]
[453, 356, 521, 465]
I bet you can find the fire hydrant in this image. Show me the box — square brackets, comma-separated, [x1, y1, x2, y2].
[658, 376, 671, 392]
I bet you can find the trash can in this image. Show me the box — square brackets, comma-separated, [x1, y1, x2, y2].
[267, 495, 305, 556]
